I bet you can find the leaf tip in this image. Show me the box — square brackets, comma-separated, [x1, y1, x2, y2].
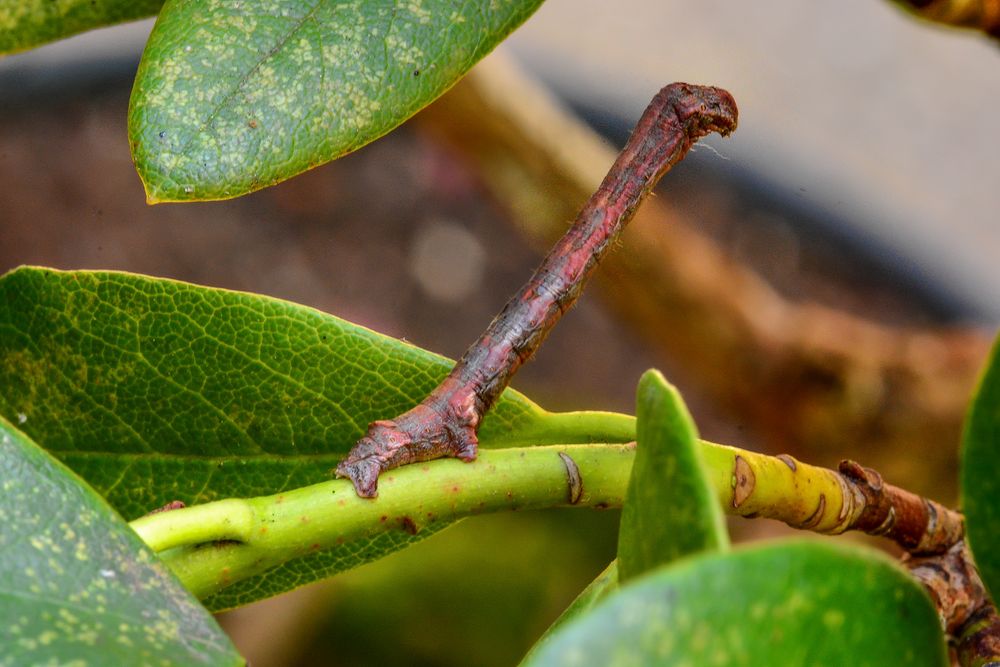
[637, 368, 686, 409]
[637, 368, 668, 392]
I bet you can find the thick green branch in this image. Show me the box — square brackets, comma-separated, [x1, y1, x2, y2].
[132, 444, 634, 599]
[130, 439, 963, 601]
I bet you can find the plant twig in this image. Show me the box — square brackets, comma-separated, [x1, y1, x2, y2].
[700, 446, 964, 555]
[336, 83, 738, 497]
[837, 460, 964, 555]
[906, 541, 1000, 666]
[137, 444, 634, 599]
[134, 439, 964, 600]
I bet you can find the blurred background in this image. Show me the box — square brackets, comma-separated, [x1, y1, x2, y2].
[1, 2, 997, 665]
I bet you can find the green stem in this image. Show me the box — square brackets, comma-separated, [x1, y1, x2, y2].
[131, 436, 961, 600]
[488, 410, 636, 448]
[139, 444, 634, 599]
[132, 499, 256, 552]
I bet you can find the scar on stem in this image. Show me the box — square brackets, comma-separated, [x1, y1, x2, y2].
[800, 494, 827, 530]
[558, 452, 584, 505]
[732, 455, 755, 508]
[776, 454, 797, 471]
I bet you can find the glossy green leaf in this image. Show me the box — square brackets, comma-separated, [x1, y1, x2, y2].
[0, 266, 634, 609]
[0, 0, 162, 55]
[962, 332, 1000, 602]
[524, 372, 726, 663]
[0, 416, 242, 665]
[617, 369, 728, 582]
[129, 0, 546, 202]
[525, 372, 728, 664]
[524, 541, 949, 667]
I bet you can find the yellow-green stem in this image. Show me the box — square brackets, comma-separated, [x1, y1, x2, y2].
[131, 439, 959, 600]
[134, 444, 634, 599]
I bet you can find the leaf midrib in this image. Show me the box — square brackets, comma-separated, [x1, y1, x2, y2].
[167, 0, 327, 181]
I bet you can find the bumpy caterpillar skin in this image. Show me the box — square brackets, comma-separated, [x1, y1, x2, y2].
[336, 83, 738, 498]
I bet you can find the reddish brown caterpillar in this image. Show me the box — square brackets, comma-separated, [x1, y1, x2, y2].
[337, 83, 738, 498]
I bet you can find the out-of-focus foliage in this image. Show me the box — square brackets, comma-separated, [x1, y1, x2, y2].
[962, 332, 1000, 601]
[0, 0, 161, 55]
[0, 416, 242, 665]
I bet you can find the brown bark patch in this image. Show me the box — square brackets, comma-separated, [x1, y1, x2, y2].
[558, 452, 584, 505]
[732, 455, 756, 508]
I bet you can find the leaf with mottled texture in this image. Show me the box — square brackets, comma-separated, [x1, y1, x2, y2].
[0, 0, 162, 55]
[0, 416, 242, 665]
[617, 369, 728, 582]
[523, 541, 948, 667]
[0, 266, 633, 609]
[962, 332, 1000, 602]
[129, 0, 546, 202]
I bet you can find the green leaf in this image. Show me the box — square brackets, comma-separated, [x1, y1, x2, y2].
[129, 0, 546, 202]
[962, 332, 1000, 602]
[524, 541, 949, 667]
[0, 0, 162, 55]
[616, 369, 728, 582]
[203, 526, 450, 611]
[524, 372, 726, 663]
[525, 372, 727, 664]
[0, 267, 632, 514]
[0, 416, 242, 665]
[0, 266, 634, 609]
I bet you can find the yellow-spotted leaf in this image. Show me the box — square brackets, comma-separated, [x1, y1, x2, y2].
[524, 541, 948, 667]
[0, 0, 162, 55]
[0, 416, 242, 665]
[129, 0, 545, 202]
